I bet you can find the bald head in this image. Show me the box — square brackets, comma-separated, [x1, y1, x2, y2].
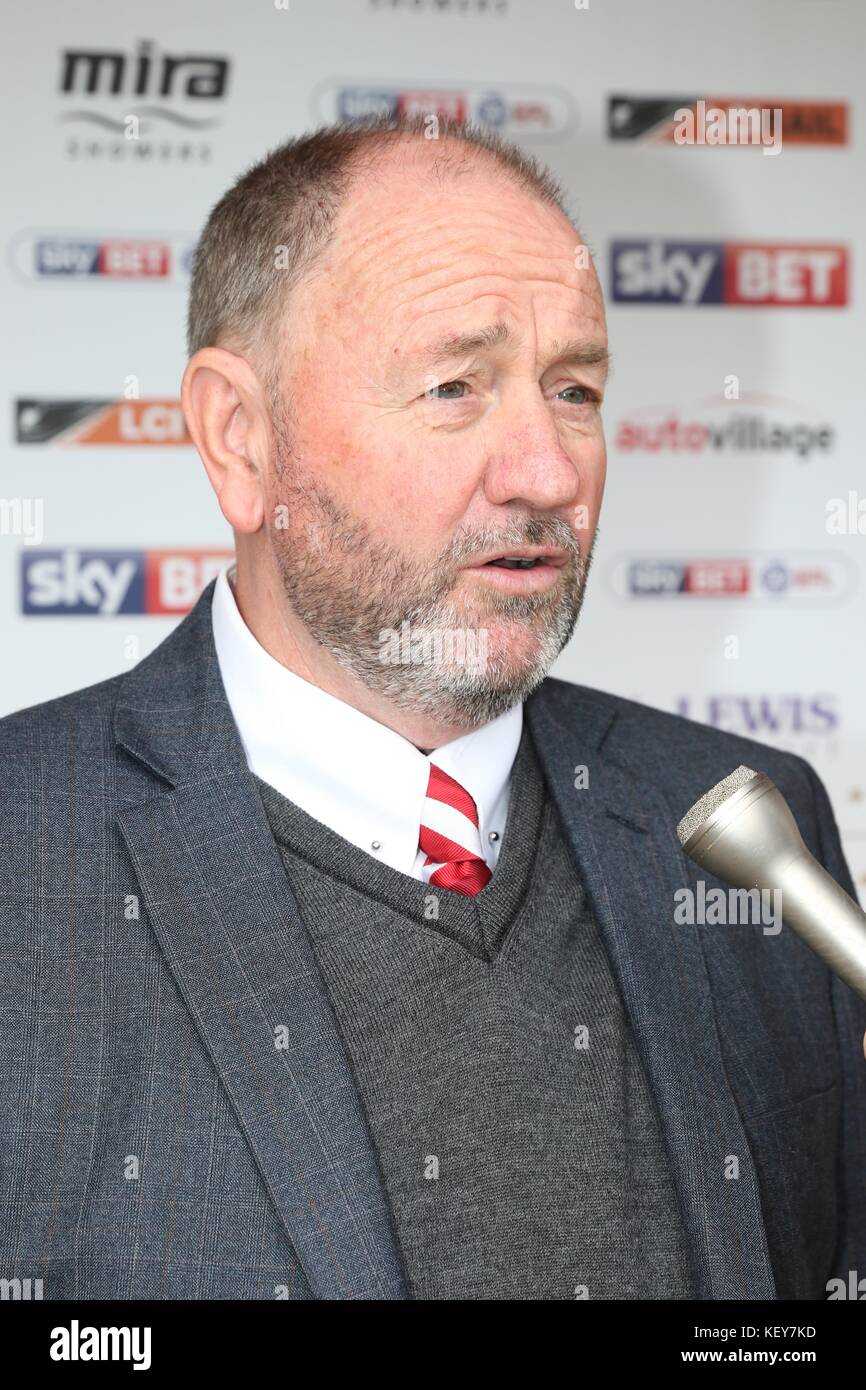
[186, 114, 583, 401]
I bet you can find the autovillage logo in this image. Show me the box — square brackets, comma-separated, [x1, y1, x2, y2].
[613, 395, 835, 463]
[312, 79, 575, 139]
[15, 399, 190, 445]
[57, 38, 230, 163]
[673, 692, 841, 761]
[8, 231, 194, 285]
[20, 549, 233, 616]
[607, 95, 848, 147]
[610, 240, 848, 306]
[609, 553, 856, 603]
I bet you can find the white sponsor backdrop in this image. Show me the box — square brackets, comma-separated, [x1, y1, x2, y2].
[3, 0, 865, 888]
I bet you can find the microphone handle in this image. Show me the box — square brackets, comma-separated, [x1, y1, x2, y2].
[767, 851, 866, 1002]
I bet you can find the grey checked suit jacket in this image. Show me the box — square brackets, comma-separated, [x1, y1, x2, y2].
[1, 579, 864, 1300]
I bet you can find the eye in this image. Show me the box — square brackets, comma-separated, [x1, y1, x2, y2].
[557, 384, 598, 407]
[425, 379, 469, 401]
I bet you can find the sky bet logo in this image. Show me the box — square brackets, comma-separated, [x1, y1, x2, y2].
[21, 549, 233, 616]
[8, 232, 195, 284]
[611, 553, 856, 603]
[317, 81, 575, 139]
[611, 240, 848, 306]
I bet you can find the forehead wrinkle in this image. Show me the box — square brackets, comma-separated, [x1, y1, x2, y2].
[383, 233, 586, 278]
[324, 210, 605, 380]
[325, 209, 594, 329]
[386, 289, 606, 365]
[331, 200, 585, 296]
[387, 264, 602, 312]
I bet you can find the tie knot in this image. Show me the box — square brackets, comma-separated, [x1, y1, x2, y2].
[418, 763, 492, 898]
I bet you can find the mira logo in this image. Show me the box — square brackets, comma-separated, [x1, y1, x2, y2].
[57, 38, 231, 163]
[21, 549, 233, 616]
[60, 39, 229, 104]
[611, 240, 848, 306]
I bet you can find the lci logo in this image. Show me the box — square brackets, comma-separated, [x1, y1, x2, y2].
[15, 400, 190, 445]
[609, 555, 856, 603]
[610, 240, 848, 306]
[20, 550, 233, 616]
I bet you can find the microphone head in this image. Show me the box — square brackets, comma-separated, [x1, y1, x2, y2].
[677, 763, 805, 891]
[677, 760, 866, 1005]
[676, 765, 759, 847]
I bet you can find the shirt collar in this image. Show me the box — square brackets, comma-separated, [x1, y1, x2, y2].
[210, 563, 523, 875]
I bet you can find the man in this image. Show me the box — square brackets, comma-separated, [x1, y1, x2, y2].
[1, 115, 864, 1302]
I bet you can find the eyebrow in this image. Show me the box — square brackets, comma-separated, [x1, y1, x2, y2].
[406, 318, 611, 378]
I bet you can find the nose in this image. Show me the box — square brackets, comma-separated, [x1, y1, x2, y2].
[481, 389, 588, 513]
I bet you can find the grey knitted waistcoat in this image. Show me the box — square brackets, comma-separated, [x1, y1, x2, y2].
[255, 725, 695, 1300]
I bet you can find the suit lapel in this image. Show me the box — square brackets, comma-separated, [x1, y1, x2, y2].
[114, 584, 408, 1300]
[527, 681, 777, 1300]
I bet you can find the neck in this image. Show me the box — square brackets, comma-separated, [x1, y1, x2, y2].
[232, 562, 478, 750]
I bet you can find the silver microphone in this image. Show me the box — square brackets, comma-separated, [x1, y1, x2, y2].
[677, 765, 866, 1002]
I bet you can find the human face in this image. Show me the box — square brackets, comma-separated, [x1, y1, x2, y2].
[266, 147, 609, 728]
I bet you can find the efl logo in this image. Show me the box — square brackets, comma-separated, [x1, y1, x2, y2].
[15, 399, 191, 445]
[8, 232, 194, 284]
[611, 240, 848, 306]
[21, 549, 233, 616]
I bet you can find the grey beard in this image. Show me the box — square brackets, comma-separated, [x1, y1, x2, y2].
[268, 469, 594, 730]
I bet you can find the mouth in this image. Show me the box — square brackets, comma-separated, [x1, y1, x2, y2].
[461, 547, 571, 593]
[467, 548, 570, 571]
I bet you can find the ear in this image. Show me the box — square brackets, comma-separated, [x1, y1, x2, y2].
[181, 347, 270, 533]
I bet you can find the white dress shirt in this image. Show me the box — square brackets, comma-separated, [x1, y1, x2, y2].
[210, 564, 523, 878]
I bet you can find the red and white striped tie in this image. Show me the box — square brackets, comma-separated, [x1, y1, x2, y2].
[418, 763, 492, 897]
